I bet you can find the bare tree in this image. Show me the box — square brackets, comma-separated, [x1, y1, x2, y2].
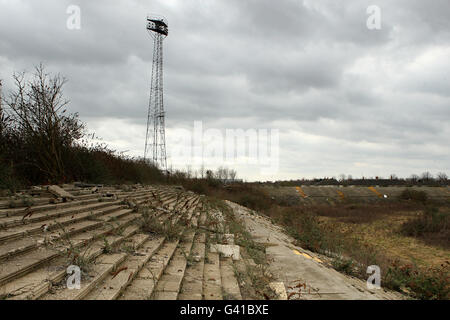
[215, 166, 229, 181]
[421, 171, 433, 181]
[3, 64, 84, 183]
[436, 172, 448, 182]
[229, 169, 237, 181]
[185, 165, 192, 179]
[410, 174, 419, 182]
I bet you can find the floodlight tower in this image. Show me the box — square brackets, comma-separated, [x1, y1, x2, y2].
[144, 15, 169, 171]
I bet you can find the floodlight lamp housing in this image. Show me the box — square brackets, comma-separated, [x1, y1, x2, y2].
[147, 15, 168, 36]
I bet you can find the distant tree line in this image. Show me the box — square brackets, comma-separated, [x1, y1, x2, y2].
[262, 171, 448, 187]
[170, 165, 238, 182]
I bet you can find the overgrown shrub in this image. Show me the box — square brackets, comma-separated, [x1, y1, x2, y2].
[1, 65, 84, 184]
[186, 180, 208, 195]
[399, 189, 428, 203]
[400, 207, 450, 248]
[401, 207, 449, 237]
[385, 261, 449, 300]
[227, 185, 274, 212]
[332, 257, 356, 276]
[0, 65, 165, 189]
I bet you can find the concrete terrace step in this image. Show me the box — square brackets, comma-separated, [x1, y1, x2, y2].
[0, 188, 151, 219]
[0, 186, 171, 300]
[0, 197, 110, 219]
[118, 238, 181, 300]
[2, 221, 142, 300]
[0, 205, 125, 245]
[0, 187, 256, 300]
[0, 238, 39, 262]
[0, 201, 122, 229]
[0, 192, 157, 246]
[84, 234, 165, 300]
[170, 196, 200, 227]
[0, 211, 141, 289]
[152, 230, 196, 300]
[44, 253, 128, 300]
[203, 251, 222, 300]
[220, 257, 242, 300]
[0, 246, 61, 287]
[0, 197, 55, 210]
[178, 233, 206, 300]
[42, 233, 151, 300]
[163, 198, 182, 211]
[0, 204, 125, 243]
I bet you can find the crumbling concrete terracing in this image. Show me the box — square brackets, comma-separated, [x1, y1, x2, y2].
[0, 185, 256, 300]
[225, 200, 405, 300]
[3, 183, 402, 300]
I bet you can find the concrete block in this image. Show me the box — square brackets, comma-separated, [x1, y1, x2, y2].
[210, 244, 240, 261]
[47, 185, 75, 200]
[269, 282, 287, 300]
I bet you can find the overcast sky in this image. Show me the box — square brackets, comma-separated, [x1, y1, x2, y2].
[1, 0, 449, 181]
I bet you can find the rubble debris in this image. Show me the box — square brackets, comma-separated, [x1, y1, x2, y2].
[220, 234, 235, 245]
[210, 244, 240, 261]
[269, 282, 288, 300]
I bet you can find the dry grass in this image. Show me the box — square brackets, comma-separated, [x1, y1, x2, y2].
[400, 206, 450, 249]
[283, 207, 450, 299]
[320, 212, 449, 269]
[202, 184, 449, 299]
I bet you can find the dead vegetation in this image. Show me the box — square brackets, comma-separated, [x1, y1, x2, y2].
[400, 206, 450, 249]
[204, 198, 276, 300]
[56, 223, 95, 276]
[0, 64, 165, 192]
[197, 184, 449, 300]
[138, 206, 183, 241]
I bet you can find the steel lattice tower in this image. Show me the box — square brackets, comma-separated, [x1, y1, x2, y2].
[144, 16, 168, 171]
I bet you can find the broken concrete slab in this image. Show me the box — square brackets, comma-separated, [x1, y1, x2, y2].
[47, 185, 75, 200]
[210, 244, 240, 261]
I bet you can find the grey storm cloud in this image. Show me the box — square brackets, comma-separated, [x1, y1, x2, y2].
[0, 0, 449, 180]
